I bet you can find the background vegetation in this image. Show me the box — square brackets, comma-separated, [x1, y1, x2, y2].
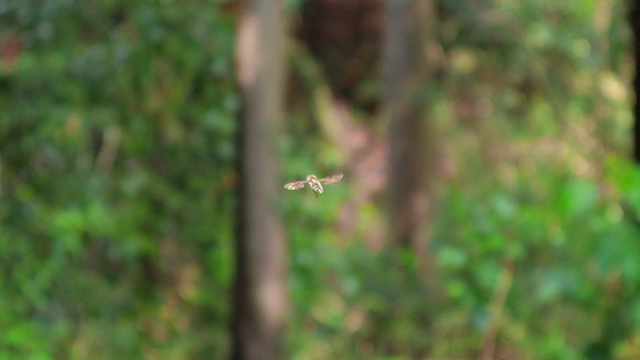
[1, 0, 639, 359]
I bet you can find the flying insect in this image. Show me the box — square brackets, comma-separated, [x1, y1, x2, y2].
[284, 173, 343, 197]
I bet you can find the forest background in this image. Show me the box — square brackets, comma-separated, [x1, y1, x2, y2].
[2, 0, 640, 359]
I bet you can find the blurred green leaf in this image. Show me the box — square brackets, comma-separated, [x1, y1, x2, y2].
[555, 178, 599, 220]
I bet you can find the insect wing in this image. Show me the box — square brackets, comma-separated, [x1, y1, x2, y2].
[284, 180, 306, 190]
[319, 173, 343, 185]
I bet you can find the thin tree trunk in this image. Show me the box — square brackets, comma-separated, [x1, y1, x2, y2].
[232, 1, 287, 359]
[384, 0, 435, 249]
[631, 0, 640, 163]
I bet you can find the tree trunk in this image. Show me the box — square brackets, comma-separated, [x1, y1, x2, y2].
[384, 0, 436, 248]
[631, 0, 640, 163]
[231, 1, 287, 359]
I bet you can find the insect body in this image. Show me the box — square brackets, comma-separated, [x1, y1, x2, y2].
[284, 173, 343, 197]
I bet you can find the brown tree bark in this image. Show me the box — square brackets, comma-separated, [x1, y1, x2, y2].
[384, 0, 436, 249]
[231, 1, 287, 359]
[631, 0, 640, 163]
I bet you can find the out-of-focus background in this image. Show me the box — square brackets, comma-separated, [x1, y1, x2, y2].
[2, 0, 640, 359]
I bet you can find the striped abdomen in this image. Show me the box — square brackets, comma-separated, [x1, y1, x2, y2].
[306, 175, 324, 195]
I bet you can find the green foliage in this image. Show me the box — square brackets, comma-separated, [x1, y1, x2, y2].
[282, 1, 639, 359]
[1, 0, 236, 357]
[0, 0, 638, 358]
